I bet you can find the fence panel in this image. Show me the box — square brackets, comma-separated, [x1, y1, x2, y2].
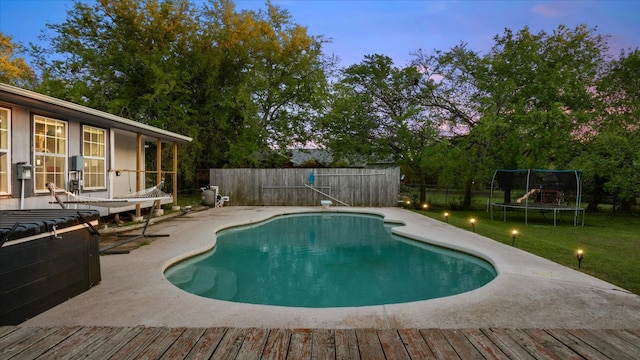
[209, 168, 399, 207]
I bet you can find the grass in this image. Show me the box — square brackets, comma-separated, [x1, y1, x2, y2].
[414, 208, 640, 296]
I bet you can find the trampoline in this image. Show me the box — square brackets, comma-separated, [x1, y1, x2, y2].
[489, 169, 585, 226]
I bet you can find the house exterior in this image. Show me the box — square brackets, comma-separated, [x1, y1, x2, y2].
[0, 83, 192, 215]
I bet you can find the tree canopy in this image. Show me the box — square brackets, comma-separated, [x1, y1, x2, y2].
[30, 0, 331, 184]
[5, 0, 637, 210]
[0, 33, 36, 87]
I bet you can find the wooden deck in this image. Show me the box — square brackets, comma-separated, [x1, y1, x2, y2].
[2, 327, 640, 359]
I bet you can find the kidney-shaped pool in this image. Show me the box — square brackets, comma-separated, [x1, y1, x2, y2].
[165, 212, 496, 307]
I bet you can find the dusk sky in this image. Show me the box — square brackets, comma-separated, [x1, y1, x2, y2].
[2, 0, 639, 69]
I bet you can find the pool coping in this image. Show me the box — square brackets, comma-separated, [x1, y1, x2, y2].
[20, 206, 640, 329]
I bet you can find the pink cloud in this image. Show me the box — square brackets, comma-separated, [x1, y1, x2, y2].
[531, 4, 564, 17]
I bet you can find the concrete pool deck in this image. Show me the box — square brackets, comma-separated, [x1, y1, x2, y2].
[21, 206, 640, 329]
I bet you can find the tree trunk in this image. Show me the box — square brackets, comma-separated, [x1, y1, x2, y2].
[419, 170, 427, 206]
[463, 181, 473, 209]
[586, 176, 607, 212]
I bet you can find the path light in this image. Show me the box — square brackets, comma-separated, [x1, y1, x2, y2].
[422, 203, 428, 210]
[577, 249, 584, 269]
[511, 229, 518, 246]
[444, 212, 449, 223]
[470, 218, 476, 232]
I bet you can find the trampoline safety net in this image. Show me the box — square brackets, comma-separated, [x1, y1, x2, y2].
[489, 169, 584, 226]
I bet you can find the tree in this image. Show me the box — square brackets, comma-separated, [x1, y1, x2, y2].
[0, 33, 36, 87]
[30, 0, 332, 184]
[197, 0, 332, 167]
[412, 44, 495, 207]
[32, 0, 201, 183]
[484, 25, 606, 170]
[412, 25, 609, 208]
[577, 49, 640, 211]
[319, 54, 439, 205]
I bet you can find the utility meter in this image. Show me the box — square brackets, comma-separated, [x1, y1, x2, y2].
[16, 163, 32, 180]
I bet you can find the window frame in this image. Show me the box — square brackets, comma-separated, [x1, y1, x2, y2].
[0, 107, 10, 195]
[82, 125, 107, 190]
[34, 115, 67, 193]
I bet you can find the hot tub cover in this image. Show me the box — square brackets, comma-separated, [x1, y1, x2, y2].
[0, 209, 100, 240]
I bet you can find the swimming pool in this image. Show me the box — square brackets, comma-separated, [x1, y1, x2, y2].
[165, 212, 496, 307]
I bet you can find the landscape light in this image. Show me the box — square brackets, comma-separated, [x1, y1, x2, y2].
[444, 212, 449, 223]
[577, 249, 584, 269]
[511, 229, 518, 246]
[422, 203, 428, 210]
[470, 218, 476, 232]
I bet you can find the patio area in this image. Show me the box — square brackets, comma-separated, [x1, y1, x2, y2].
[16, 206, 640, 329]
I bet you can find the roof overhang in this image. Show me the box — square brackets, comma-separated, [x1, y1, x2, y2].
[0, 83, 192, 143]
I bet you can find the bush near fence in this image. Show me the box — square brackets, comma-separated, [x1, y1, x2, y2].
[209, 168, 400, 207]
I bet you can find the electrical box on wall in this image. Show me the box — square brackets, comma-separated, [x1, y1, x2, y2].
[70, 155, 84, 172]
[69, 179, 80, 192]
[16, 163, 32, 180]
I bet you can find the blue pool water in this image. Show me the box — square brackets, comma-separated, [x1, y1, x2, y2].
[165, 213, 496, 307]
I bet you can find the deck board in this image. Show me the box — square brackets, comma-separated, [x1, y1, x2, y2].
[261, 328, 290, 360]
[0, 326, 638, 359]
[185, 327, 227, 359]
[481, 328, 537, 360]
[38, 326, 109, 359]
[12, 326, 80, 359]
[159, 328, 207, 360]
[420, 329, 461, 360]
[0, 326, 59, 358]
[235, 327, 269, 360]
[523, 329, 585, 360]
[354, 328, 385, 360]
[288, 328, 312, 360]
[460, 328, 510, 360]
[378, 329, 411, 360]
[311, 328, 335, 359]
[440, 329, 485, 360]
[567, 329, 635, 360]
[335, 329, 360, 360]
[505, 328, 563, 360]
[398, 328, 436, 359]
[109, 326, 165, 360]
[544, 328, 610, 360]
[65, 326, 134, 359]
[211, 327, 247, 359]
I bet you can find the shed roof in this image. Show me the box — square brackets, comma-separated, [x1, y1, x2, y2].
[0, 83, 192, 143]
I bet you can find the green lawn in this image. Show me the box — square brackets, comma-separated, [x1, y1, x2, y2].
[414, 208, 640, 296]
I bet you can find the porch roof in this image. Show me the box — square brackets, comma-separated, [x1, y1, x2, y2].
[1, 83, 192, 143]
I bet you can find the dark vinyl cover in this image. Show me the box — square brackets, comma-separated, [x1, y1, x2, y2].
[0, 209, 100, 240]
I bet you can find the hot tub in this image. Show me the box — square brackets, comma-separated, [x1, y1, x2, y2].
[0, 209, 101, 325]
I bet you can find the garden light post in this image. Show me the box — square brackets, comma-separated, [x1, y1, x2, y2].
[511, 229, 518, 246]
[444, 212, 449, 223]
[577, 249, 583, 269]
[470, 218, 476, 232]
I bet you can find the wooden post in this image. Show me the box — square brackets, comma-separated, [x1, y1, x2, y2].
[173, 142, 178, 206]
[156, 139, 162, 211]
[135, 133, 142, 217]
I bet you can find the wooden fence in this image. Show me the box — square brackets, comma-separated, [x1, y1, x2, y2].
[209, 168, 400, 207]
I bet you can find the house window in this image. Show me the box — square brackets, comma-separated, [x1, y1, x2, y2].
[83, 126, 106, 189]
[34, 115, 66, 192]
[0, 107, 10, 194]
